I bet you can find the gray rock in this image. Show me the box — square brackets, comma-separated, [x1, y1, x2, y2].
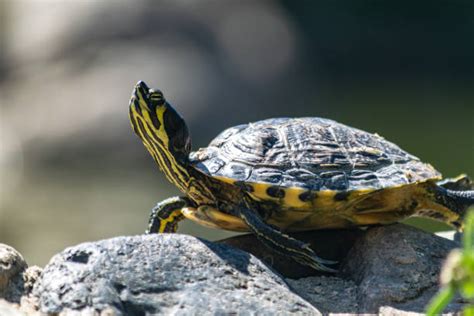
[0, 244, 42, 314]
[0, 244, 28, 303]
[377, 306, 427, 316]
[33, 234, 320, 315]
[282, 224, 464, 314]
[223, 225, 465, 313]
[341, 224, 464, 313]
[21, 266, 42, 301]
[286, 276, 358, 313]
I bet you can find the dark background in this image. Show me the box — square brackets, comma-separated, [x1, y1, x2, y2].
[0, 0, 473, 266]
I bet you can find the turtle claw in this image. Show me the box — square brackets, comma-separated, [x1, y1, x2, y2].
[295, 255, 338, 273]
[312, 263, 338, 274]
[314, 257, 338, 266]
[298, 246, 338, 272]
[302, 245, 338, 265]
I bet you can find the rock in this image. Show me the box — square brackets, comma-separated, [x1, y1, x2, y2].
[341, 224, 464, 313]
[377, 306, 426, 316]
[0, 244, 42, 315]
[0, 244, 28, 303]
[33, 234, 320, 315]
[286, 276, 358, 313]
[282, 224, 463, 314]
[222, 225, 464, 313]
[21, 266, 42, 299]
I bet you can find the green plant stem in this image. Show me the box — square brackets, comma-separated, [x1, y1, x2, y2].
[426, 285, 455, 316]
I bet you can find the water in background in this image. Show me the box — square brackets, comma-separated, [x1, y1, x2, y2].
[1, 0, 473, 266]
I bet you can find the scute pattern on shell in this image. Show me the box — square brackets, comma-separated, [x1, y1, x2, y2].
[190, 118, 440, 191]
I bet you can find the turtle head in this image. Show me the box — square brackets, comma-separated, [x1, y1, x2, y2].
[129, 81, 191, 163]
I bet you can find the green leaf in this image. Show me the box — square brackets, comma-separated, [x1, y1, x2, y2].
[464, 210, 474, 250]
[426, 286, 455, 316]
[462, 282, 474, 299]
[463, 304, 474, 316]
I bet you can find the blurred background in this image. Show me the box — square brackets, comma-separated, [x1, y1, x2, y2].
[0, 0, 473, 267]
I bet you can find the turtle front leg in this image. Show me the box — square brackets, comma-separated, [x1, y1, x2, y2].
[238, 207, 338, 273]
[147, 196, 193, 234]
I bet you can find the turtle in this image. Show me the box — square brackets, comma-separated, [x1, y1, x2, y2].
[128, 80, 474, 272]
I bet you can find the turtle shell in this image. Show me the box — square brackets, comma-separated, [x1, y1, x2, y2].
[190, 117, 440, 192]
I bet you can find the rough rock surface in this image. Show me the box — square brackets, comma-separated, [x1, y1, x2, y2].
[340, 224, 465, 313]
[33, 234, 319, 315]
[283, 224, 463, 314]
[0, 244, 43, 315]
[286, 276, 358, 313]
[0, 244, 28, 303]
[0, 243, 41, 305]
